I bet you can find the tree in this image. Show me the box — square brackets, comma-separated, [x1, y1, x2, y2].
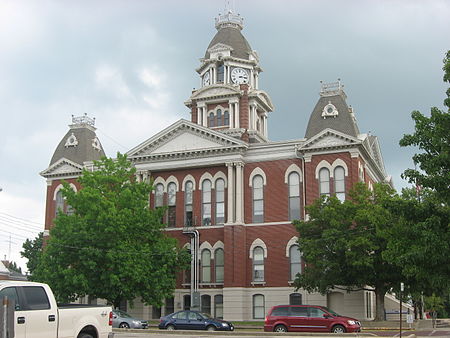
[293, 183, 405, 321]
[21, 232, 43, 279]
[399, 51, 450, 205]
[34, 153, 190, 308]
[6, 261, 22, 274]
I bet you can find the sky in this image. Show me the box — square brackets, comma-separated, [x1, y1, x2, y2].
[0, 0, 449, 272]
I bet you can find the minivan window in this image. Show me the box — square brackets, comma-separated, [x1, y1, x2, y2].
[22, 286, 50, 310]
[272, 306, 289, 316]
[290, 306, 307, 317]
[309, 307, 327, 318]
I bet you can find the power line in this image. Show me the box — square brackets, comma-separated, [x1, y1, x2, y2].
[0, 212, 44, 229]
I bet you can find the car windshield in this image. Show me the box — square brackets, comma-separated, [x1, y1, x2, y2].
[321, 306, 341, 317]
[115, 310, 132, 318]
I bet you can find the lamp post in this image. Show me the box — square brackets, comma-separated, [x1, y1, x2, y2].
[400, 282, 404, 338]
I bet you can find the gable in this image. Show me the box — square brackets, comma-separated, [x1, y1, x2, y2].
[40, 158, 83, 178]
[190, 84, 240, 101]
[300, 128, 360, 151]
[127, 119, 247, 159]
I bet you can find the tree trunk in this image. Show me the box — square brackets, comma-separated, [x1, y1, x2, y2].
[375, 287, 386, 321]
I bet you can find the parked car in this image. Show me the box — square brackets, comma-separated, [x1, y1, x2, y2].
[112, 309, 148, 329]
[264, 304, 361, 333]
[158, 310, 234, 331]
[0, 280, 114, 338]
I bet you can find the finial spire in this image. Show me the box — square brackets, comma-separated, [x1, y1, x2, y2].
[215, 1, 243, 30]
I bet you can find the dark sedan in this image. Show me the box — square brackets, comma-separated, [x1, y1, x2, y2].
[158, 310, 234, 331]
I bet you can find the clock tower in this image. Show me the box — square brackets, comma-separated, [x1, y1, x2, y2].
[185, 10, 274, 143]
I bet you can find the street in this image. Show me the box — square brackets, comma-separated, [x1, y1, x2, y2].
[112, 329, 450, 338]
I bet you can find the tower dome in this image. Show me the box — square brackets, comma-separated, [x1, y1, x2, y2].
[204, 11, 253, 60]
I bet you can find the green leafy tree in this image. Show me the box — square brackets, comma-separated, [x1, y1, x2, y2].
[20, 232, 43, 279]
[399, 51, 450, 205]
[34, 153, 190, 308]
[6, 261, 22, 274]
[293, 183, 405, 320]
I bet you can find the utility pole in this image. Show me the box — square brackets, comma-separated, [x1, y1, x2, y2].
[400, 282, 404, 338]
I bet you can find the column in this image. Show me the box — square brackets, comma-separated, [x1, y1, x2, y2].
[226, 163, 235, 223]
[263, 114, 268, 137]
[229, 102, 234, 129]
[235, 162, 244, 223]
[234, 102, 240, 128]
[197, 107, 202, 125]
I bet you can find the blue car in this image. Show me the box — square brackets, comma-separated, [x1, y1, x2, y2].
[158, 310, 234, 331]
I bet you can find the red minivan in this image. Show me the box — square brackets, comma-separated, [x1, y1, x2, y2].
[264, 305, 361, 333]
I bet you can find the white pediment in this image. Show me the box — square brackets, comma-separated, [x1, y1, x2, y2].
[40, 158, 83, 177]
[127, 119, 247, 159]
[301, 129, 360, 150]
[208, 43, 233, 54]
[191, 85, 240, 101]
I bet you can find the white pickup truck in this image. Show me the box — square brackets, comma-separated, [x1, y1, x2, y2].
[0, 280, 114, 338]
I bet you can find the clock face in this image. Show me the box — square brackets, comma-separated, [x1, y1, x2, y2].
[231, 67, 249, 84]
[203, 72, 210, 86]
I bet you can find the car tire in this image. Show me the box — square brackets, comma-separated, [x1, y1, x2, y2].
[119, 322, 130, 329]
[331, 325, 346, 333]
[77, 334, 94, 338]
[166, 324, 175, 330]
[274, 324, 288, 332]
[206, 325, 216, 331]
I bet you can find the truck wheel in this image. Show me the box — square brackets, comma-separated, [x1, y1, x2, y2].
[331, 325, 345, 333]
[274, 324, 288, 332]
[78, 334, 94, 338]
[119, 322, 130, 328]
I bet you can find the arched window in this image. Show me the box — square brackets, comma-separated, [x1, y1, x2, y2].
[215, 178, 225, 224]
[201, 295, 211, 315]
[202, 179, 212, 226]
[209, 112, 215, 127]
[289, 244, 301, 281]
[165, 297, 174, 315]
[252, 175, 264, 223]
[155, 183, 164, 208]
[214, 295, 223, 319]
[217, 63, 224, 83]
[185, 181, 193, 226]
[55, 190, 64, 216]
[253, 294, 265, 319]
[167, 182, 176, 227]
[334, 166, 346, 201]
[319, 168, 330, 197]
[289, 293, 302, 305]
[215, 248, 224, 283]
[217, 109, 222, 126]
[224, 111, 229, 126]
[253, 246, 264, 282]
[288, 172, 301, 220]
[201, 249, 211, 283]
[183, 295, 191, 310]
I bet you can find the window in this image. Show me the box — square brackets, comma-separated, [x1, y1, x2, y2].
[202, 180, 212, 226]
[366, 291, 373, 319]
[289, 245, 301, 281]
[217, 109, 222, 126]
[289, 293, 302, 305]
[253, 246, 264, 282]
[319, 168, 330, 197]
[167, 182, 176, 227]
[165, 297, 174, 315]
[309, 307, 327, 318]
[272, 306, 289, 316]
[22, 286, 50, 310]
[252, 175, 264, 223]
[0, 287, 19, 310]
[214, 295, 223, 319]
[55, 190, 64, 216]
[215, 178, 225, 224]
[217, 63, 224, 83]
[288, 172, 301, 220]
[334, 166, 345, 201]
[155, 183, 164, 207]
[201, 249, 211, 283]
[152, 306, 161, 319]
[201, 295, 211, 315]
[224, 111, 229, 126]
[253, 294, 265, 319]
[215, 248, 224, 283]
[209, 112, 215, 127]
[291, 306, 308, 316]
[183, 295, 191, 310]
[185, 181, 193, 226]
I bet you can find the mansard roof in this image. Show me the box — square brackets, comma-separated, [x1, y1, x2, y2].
[205, 26, 253, 60]
[305, 83, 360, 139]
[127, 119, 248, 162]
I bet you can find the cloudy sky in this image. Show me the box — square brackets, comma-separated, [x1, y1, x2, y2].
[1, 0, 449, 271]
